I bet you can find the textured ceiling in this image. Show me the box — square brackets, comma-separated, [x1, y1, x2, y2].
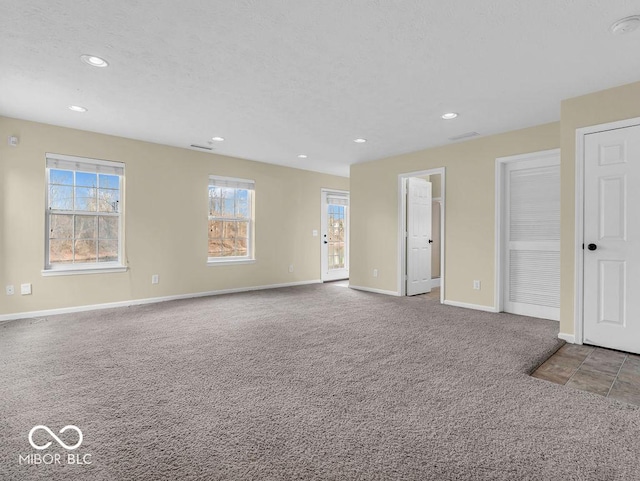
[1, 1, 640, 177]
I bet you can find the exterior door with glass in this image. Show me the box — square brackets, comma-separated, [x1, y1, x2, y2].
[321, 190, 349, 281]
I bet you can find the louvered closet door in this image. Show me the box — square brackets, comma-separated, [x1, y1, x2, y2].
[504, 156, 560, 320]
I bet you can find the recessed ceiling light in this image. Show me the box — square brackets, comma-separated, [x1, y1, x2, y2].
[354, 138, 367, 143]
[80, 55, 109, 68]
[211, 136, 225, 142]
[297, 154, 308, 159]
[610, 15, 640, 35]
[442, 112, 458, 120]
[68, 105, 87, 112]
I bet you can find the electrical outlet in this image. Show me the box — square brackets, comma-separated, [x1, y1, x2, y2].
[473, 280, 481, 290]
[151, 274, 159, 284]
[288, 265, 294, 273]
[312, 230, 318, 237]
[21, 283, 32, 295]
[6, 285, 14, 295]
[373, 269, 378, 278]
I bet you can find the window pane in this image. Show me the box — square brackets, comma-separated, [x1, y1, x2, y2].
[49, 214, 73, 239]
[99, 174, 119, 189]
[236, 189, 249, 218]
[98, 240, 118, 262]
[208, 219, 223, 238]
[75, 216, 97, 239]
[209, 239, 222, 257]
[50, 169, 73, 186]
[75, 187, 97, 211]
[222, 194, 235, 217]
[76, 172, 97, 188]
[208, 187, 222, 216]
[99, 216, 118, 239]
[208, 238, 223, 258]
[221, 242, 235, 256]
[238, 222, 248, 249]
[98, 188, 120, 212]
[50, 239, 73, 264]
[74, 240, 97, 262]
[49, 185, 73, 210]
[223, 221, 237, 240]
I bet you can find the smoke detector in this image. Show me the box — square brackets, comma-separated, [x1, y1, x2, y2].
[610, 15, 640, 35]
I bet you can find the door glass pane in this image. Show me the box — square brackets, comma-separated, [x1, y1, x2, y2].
[327, 204, 346, 270]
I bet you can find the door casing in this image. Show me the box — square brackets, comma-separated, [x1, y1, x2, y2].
[398, 167, 446, 301]
[574, 116, 640, 344]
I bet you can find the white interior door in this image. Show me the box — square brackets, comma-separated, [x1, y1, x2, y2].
[583, 124, 640, 354]
[406, 177, 432, 296]
[321, 190, 349, 281]
[503, 156, 560, 320]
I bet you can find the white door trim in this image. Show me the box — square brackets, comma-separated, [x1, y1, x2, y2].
[494, 148, 560, 314]
[397, 167, 446, 302]
[574, 116, 640, 345]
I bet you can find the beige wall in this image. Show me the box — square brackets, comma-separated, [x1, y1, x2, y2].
[0, 116, 348, 316]
[559, 81, 640, 336]
[350, 122, 560, 305]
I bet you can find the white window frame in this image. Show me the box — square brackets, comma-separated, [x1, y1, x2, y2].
[207, 175, 255, 265]
[42, 153, 127, 276]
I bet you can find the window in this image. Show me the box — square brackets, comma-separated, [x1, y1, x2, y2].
[208, 176, 254, 263]
[44, 153, 125, 275]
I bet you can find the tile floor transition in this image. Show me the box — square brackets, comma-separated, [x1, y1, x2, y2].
[532, 343, 640, 405]
[326, 283, 639, 405]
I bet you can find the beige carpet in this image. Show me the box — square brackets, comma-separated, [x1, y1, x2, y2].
[1, 284, 639, 480]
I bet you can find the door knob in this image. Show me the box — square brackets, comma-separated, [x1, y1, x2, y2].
[323, 240, 328, 244]
[588, 243, 597, 251]
[428, 239, 433, 244]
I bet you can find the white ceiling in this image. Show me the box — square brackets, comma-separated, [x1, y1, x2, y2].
[1, 1, 640, 177]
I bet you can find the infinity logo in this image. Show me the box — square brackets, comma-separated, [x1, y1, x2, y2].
[28, 425, 83, 451]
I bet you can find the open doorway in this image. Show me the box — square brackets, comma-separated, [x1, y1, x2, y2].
[321, 189, 349, 282]
[398, 168, 445, 301]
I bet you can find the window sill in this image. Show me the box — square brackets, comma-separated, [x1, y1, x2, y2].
[41, 265, 128, 277]
[207, 258, 256, 266]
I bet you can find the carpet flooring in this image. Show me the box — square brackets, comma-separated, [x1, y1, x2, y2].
[1, 284, 639, 480]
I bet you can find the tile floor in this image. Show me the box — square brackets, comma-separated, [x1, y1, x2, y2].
[532, 343, 640, 405]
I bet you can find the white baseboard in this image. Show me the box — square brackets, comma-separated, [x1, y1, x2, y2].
[431, 278, 441, 288]
[348, 285, 401, 297]
[443, 300, 499, 313]
[558, 333, 576, 344]
[0, 280, 322, 322]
